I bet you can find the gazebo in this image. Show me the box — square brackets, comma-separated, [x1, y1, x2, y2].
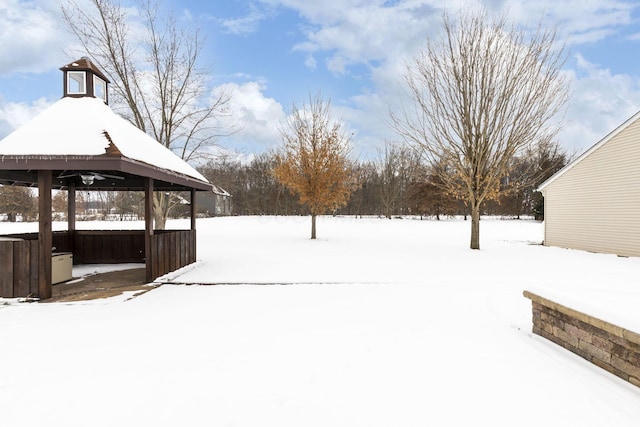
[0, 58, 213, 300]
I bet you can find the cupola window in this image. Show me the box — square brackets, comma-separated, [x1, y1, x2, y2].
[67, 71, 87, 94]
[93, 75, 107, 102]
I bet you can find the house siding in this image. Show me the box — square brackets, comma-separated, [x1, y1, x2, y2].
[543, 117, 640, 257]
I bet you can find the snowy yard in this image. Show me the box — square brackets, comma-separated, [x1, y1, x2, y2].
[1, 216, 639, 426]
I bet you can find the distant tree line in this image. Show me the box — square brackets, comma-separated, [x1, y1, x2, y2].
[0, 187, 146, 222]
[198, 139, 567, 220]
[0, 137, 566, 223]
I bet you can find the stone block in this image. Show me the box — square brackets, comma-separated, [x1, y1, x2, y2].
[537, 319, 553, 335]
[553, 326, 579, 349]
[566, 323, 593, 343]
[578, 339, 611, 364]
[620, 347, 640, 367]
[611, 355, 640, 380]
[544, 312, 565, 330]
[591, 334, 616, 354]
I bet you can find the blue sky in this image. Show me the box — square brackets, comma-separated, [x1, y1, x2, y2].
[2, 0, 640, 161]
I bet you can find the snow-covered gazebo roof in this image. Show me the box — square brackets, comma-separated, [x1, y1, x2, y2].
[0, 58, 211, 192]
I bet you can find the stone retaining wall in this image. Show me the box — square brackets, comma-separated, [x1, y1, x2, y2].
[523, 291, 640, 388]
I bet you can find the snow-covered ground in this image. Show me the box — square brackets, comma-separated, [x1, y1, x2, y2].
[1, 216, 639, 426]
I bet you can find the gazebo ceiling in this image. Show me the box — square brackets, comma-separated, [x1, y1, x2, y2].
[0, 156, 212, 191]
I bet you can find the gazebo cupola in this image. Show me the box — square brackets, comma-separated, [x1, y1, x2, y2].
[60, 57, 110, 104]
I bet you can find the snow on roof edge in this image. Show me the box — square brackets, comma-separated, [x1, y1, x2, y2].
[0, 97, 209, 184]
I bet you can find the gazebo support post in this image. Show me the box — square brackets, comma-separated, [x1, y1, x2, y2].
[67, 185, 76, 231]
[191, 189, 196, 231]
[38, 170, 52, 299]
[191, 189, 197, 266]
[67, 184, 76, 256]
[145, 178, 154, 282]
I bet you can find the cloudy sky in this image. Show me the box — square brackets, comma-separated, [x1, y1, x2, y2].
[1, 0, 640, 161]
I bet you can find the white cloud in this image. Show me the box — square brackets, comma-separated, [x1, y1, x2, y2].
[261, 0, 640, 158]
[291, 1, 439, 73]
[334, 92, 396, 160]
[505, 0, 635, 42]
[0, 97, 52, 139]
[558, 53, 640, 155]
[304, 54, 317, 70]
[0, 0, 73, 75]
[282, 0, 637, 76]
[259, 0, 367, 24]
[210, 79, 393, 160]
[212, 81, 287, 154]
[216, 4, 270, 35]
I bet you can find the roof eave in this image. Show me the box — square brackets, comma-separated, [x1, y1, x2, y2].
[538, 109, 640, 192]
[0, 154, 212, 192]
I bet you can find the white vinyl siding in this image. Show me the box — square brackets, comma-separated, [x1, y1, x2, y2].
[543, 117, 640, 257]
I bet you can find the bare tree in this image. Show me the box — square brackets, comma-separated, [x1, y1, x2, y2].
[378, 141, 420, 218]
[408, 162, 460, 220]
[62, 0, 233, 228]
[273, 94, 357, 239]
[0, 186, 36, 222]
[52, 191, 68, 220]
[391, 10, 569, 249]
[529, 140, 569, 220]
[114, 190, 145, 220]
[495, 139, 567, 218]
[340, 162, 379, 217]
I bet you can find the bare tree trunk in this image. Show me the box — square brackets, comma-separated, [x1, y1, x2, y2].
[311, 214, 317, 240]
[470, 203, 481, 250]
[154, 211, 166, 230]
[153, 193, 167, 230]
